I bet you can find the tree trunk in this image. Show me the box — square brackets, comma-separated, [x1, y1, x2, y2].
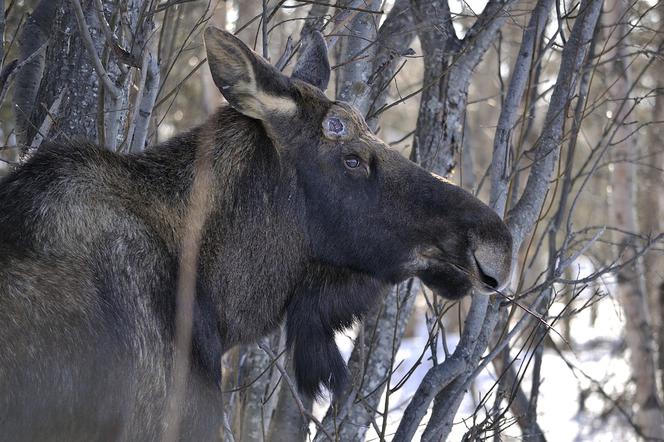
[365, 0, 415, 128]
[605, 0, 664, 437]
[410, 0, 457, 176]
[15, 0, 153, 150]
[13, 0, 60, 148]
[0, 0, 4, 70]
[335, 0, 382, 116]
[643, 0, 664, 405]
[266, 354, 312, 442]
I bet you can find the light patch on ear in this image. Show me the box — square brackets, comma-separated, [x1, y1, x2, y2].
[431, 172, 453, 185]
[247, 91, 298, 118]
[220, 74, 297, 119]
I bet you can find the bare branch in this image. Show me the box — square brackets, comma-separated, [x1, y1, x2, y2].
[394, 293, 499, 441]
[506, 0, 604, 247]
[266, 350, 313, 442]
[0, 43, 46, 107]
[28, 87, 65, 150]
[489, 0, 555, 216]
[92, 0, 141, 67]
[129, 53, 159, 152]
[422, 299, 505, 441]
[323, 0, 367, 50]
[154, 0, 198, 14]
[393, 357, 466, 442]
[258, 343, 334, 442]
[274, 36, 294, 71]
[294, 0, 383, 15]
[300, 0, 329, 36]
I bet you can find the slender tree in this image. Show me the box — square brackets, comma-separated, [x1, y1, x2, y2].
[605, 0, 664, 436]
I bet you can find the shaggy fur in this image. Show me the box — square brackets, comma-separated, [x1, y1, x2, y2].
[0, 28, 512, 440]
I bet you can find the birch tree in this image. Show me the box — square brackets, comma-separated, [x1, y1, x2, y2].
[604, 0, 664, 436]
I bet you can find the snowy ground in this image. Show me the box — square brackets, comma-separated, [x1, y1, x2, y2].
[362, 294, 633, 441]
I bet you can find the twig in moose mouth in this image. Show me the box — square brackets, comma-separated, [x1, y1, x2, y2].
[442, 259, 571, 347]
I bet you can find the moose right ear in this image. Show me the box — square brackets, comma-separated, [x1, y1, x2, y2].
[204, 27, 298, 120]
[292, 31, 330, 91]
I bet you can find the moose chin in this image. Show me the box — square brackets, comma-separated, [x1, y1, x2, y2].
[0, 27, 512, 440]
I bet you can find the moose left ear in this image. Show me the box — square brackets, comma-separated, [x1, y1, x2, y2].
[291, 31, 330, 91]
[204, 27, 298, 120]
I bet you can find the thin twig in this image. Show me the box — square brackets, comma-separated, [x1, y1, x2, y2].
[0, 43, 46, 106]
[257, 343, 335, 442]
[153, 0, 198, 14]
[291, 0, 383, 15]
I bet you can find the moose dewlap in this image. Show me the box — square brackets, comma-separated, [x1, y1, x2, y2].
[0, 27, 512, 440]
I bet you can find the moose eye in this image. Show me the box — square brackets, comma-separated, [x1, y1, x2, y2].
[344, 156, 361, 169]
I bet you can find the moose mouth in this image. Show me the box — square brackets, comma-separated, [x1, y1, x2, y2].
[414, 249, 506, 300]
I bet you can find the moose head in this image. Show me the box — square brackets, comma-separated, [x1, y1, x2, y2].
[204, 27, 512, 301]
[203, 28, 513, 398]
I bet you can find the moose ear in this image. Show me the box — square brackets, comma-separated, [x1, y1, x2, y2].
[291, 31, 330, 91]
[204, 27, 297, 120]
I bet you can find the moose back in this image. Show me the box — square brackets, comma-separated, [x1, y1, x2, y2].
[0, 28, 512, 440]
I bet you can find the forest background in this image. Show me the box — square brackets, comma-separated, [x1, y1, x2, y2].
[1, 0, 663, 440]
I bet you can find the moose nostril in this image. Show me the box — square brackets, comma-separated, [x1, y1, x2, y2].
[474, 256, 499, 289]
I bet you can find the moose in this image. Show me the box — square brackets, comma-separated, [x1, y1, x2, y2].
[0, 28, 512, 440]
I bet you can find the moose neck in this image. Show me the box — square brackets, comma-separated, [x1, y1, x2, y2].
[149, 106, 310, 348]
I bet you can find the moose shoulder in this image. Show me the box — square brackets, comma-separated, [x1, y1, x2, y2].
[0, 28, 512, 440]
